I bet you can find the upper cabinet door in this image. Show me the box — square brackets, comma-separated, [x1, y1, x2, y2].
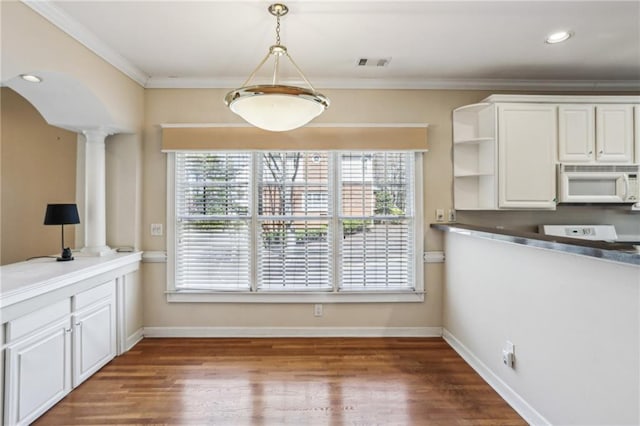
[596, 105, 634, 163]
[498, 104, 557, 209]
[558, 105, 595, 163]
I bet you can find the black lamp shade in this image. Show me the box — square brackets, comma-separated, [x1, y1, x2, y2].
[44, 204, 80, 225]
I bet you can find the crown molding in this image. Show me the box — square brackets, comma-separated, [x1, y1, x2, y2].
[146, 76, 640, 92]
[22, 0, 149, 86]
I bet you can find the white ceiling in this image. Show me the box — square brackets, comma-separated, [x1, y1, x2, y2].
[25, 0, 640, 91]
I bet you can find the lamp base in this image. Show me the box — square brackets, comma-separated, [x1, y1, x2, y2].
[57, 247, 74, 261]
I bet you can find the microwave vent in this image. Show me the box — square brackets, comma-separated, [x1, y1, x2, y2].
[561, 164, 639, 173]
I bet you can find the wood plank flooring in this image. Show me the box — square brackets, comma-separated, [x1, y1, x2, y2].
[34, 338, 526, 425]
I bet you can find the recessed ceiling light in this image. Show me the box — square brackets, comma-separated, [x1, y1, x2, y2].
[545, 31, 573, 44]
[20, 74, 43, 83]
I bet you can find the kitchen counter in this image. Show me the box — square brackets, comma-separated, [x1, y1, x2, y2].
[431, 223, 640, 266]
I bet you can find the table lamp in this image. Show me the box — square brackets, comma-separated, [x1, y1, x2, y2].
[44, 203, 80, 261]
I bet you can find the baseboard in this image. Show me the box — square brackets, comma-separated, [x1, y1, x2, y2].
[442, 329, 550, 426]
[143, 326, 442, 338]
[125, 328, 144, 351]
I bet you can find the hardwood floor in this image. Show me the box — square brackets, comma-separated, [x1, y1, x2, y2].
[35, 338, 526, 425]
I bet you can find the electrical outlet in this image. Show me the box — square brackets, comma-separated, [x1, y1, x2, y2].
[314, 304, 323, 317]
[502, 341, 515, 368]
[435, 209, 445, 222]
[448, 209, 456, 222]
[151, 223, 163, 236]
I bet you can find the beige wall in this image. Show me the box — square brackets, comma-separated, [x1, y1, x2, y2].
[1, 1, 144, 132]
[1, 2, 145, 256]
[142, 88, 493, 329]
[105, 132, 144, 250]
[0, 88, 77, 265]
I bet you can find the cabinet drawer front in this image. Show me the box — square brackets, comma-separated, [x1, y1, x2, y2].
[74, 280, 115, 311]
[6, 299, 70, 342]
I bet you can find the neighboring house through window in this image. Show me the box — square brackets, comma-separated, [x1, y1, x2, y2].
[167, 150, 423, 303]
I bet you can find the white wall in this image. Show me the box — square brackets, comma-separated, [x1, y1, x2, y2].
[442, 231, 640, 425]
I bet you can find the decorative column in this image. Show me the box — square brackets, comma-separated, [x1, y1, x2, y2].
[81, 129, 112, 255]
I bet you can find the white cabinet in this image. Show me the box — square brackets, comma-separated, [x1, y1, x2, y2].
[3, 281, 116, 425]
[72, 281, 116, 386]
[453, 102, 556, 210]
[4, 300, 72, 426]
[558, 105, 595, 162]
[558, 104, 634, 163]
[596, 105, 634, 163]
[453, 95, 640, 211]
[1, 253, 142, 425]
[498, 104, 557, 209]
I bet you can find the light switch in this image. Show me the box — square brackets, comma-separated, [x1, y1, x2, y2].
[151, 223, 163, 236]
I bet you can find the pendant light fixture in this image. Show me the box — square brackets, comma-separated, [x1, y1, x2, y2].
[224, 3, 329, 132]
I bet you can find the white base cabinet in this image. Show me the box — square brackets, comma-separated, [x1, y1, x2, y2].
[1, 252, 141, 426]
[3, 280, 116, 426]
[4, 319, 72, 426]
[72, 282, 116, 387]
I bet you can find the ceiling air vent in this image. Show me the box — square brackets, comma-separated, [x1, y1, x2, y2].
[356, 58, 391, 67]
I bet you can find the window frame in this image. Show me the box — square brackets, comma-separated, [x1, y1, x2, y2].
[166, 151, 424, 303]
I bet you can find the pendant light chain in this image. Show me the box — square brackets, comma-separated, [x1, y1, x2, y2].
[275, 12, 281, 46]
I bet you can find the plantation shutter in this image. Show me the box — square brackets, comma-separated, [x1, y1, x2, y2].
[256, 152, 333, 290]
[338, 152, 414, 291]
[174, 152, 252, 290]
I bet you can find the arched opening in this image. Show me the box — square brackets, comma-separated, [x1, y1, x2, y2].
[1, 71, 122, 263]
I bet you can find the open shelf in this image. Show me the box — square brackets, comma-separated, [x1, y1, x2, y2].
[453, 137, 494, 145]
[452, 103, 497, 210]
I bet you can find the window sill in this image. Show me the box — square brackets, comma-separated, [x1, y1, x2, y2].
[166, 291, 425, 304]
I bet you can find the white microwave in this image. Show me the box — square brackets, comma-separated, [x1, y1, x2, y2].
[558, 164, 640, 204]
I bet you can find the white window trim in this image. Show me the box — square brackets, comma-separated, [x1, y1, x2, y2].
[166, 152, 424, 303]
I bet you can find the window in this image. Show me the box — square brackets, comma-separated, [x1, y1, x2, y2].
[168, 151, 423, 303]
[257, 152, 332, 291]
[173, 153, 251, 291]
[339, 153, 414, 291]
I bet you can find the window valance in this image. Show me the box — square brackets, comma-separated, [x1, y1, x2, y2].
[161, 125, 428, 152]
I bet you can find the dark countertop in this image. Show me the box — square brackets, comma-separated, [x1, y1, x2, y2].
[431, 223, 640, 266]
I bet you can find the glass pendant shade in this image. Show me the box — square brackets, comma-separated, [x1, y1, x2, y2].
[225, 3, 329, 132]
[225, 85, 329, 132]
